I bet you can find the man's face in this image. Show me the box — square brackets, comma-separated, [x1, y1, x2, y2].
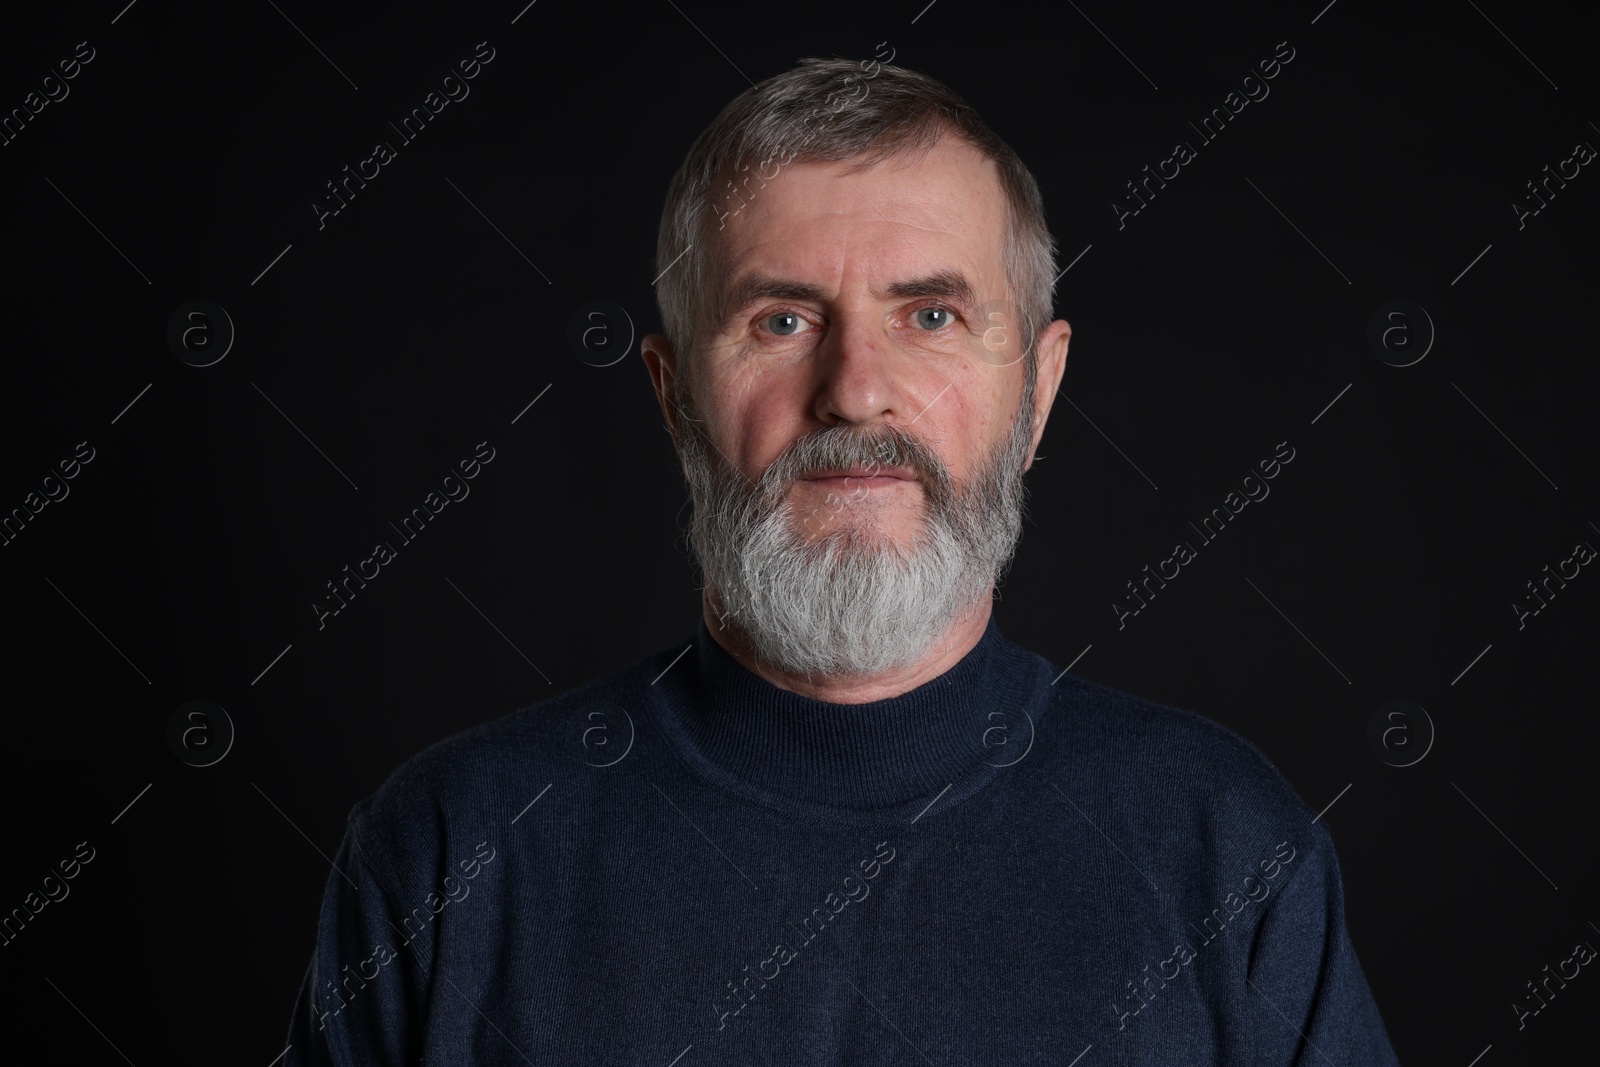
[644, 134, 1069, 678]
[694, 135, 1026, 545]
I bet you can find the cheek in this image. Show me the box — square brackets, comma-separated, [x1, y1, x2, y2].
[988, 371, 1032, 444]
[924, 391, 1001, 480]
[724, 378, 807, 475]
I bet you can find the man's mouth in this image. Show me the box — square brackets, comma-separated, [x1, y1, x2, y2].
[799, 466, 917, 482]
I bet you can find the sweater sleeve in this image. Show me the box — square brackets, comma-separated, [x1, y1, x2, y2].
[283, 807, 434, 1066]
[1243, 820, 1400, 1065]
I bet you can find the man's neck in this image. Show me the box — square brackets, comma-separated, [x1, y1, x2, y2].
[700, 592, 995, 705]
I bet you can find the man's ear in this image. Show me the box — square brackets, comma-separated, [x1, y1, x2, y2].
[640, 334, 681, 439]
[1025, 319, 1071, 472]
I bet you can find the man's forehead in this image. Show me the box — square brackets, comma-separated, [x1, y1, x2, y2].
[710, 139, 1008, 314]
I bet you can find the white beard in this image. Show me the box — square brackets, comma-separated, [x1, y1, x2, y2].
[673, 382, 1035, 680]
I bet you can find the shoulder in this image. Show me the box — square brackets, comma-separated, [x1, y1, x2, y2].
[1043, 665, 1317, 857]
[345, 637, 680, 875]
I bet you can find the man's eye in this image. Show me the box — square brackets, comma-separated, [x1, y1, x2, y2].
[912, 306, 956, 330]
[763, 312, 810, 336]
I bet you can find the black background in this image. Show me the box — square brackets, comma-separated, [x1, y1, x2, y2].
[2, 0, 1596, 1061]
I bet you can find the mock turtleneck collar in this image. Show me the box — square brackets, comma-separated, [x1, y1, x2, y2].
[647, 614, 1041, 814]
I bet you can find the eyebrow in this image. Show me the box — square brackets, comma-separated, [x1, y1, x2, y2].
[716, 269, 980, 326]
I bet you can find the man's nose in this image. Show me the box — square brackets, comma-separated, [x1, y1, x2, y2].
[813, 315, 904, 426]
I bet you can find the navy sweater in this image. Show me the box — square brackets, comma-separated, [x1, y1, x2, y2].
[285, 616, 1400, 1065]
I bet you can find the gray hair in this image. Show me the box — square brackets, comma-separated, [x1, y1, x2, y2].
[653, 57, 1058, 402]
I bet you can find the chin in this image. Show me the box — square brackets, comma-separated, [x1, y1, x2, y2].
[802, 517, 921, 553]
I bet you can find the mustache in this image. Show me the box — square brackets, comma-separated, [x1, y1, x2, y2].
[757, 424, 955, 507]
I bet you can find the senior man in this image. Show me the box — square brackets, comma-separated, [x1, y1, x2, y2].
[286, 57, 1400, 1064]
